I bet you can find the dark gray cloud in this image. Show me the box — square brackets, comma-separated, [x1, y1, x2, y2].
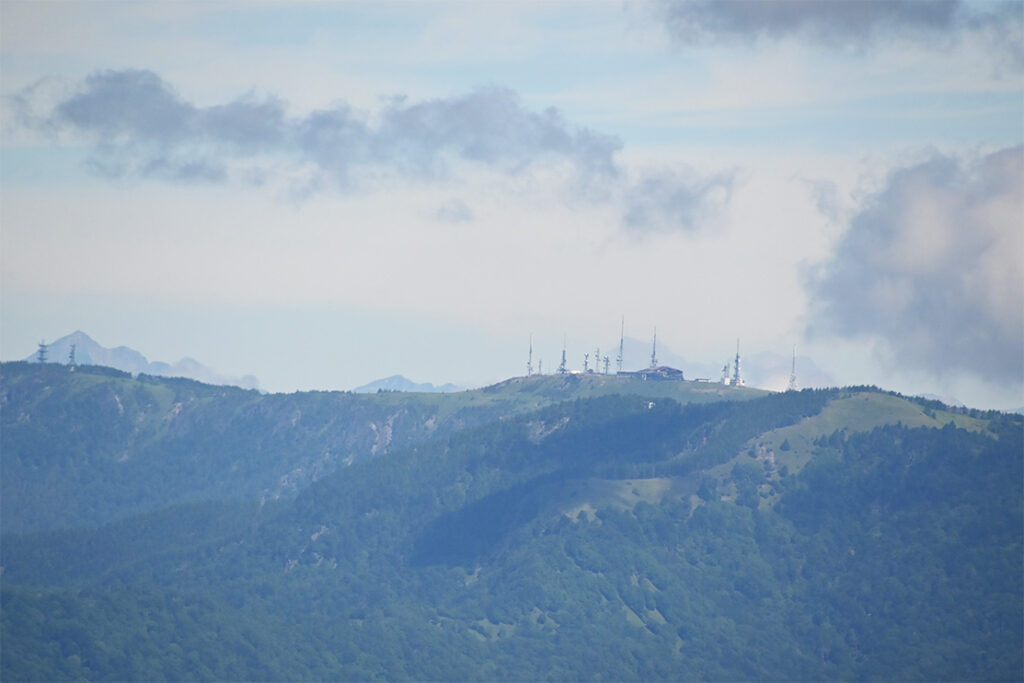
[56, 69, 196, 143]
[39, 69, 621, 189]
[662, 0, 959, 44]
[375, 92, 621, 178]
[203, 96, 288, 149]
[623, 168, 735, 234]
[807, 145, 1023, 386]
[659, 0, 1021, 59]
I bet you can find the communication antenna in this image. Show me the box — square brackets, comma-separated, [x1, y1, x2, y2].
[616, 316, 625, 373]
[650, 328, 658, 369]
[68, 343, 77, 367]
[36, 340, 48, 363]
[558, 336, 568, 374]
[527, 334, 533, 377]
[788, 344, 798, 391]
[721, 363, 730, 384]
[583, 352, 590, 373]
[594, 348, 600, 374]
[603, 355, 610, 375]
[732, 338, 743, 387]
[538, 359, 543, 375]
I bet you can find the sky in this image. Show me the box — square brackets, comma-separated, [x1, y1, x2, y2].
[1, 0, 1022, 409]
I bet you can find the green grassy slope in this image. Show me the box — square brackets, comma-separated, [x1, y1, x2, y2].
[698, 389, 997, 509]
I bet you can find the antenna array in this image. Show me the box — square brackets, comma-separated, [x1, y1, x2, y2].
[788, 344, 798, 391]
[527, 334, 533, 377]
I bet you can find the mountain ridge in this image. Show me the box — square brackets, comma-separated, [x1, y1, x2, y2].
[0, 362, 767, 533]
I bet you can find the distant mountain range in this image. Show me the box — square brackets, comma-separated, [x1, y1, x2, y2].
[353, 374, 461, 394]
[26, 331, 260, 390]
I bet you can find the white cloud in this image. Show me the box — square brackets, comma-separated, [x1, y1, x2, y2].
[808, 145, 1023, 387]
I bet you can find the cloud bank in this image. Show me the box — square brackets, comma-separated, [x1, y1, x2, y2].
[40, 69, 621, 187]
[659, 0, 1023, 66]
[808, 145, 1023, 387]
[15, 69, 730, 234]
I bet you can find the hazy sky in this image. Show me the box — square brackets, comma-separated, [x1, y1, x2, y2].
[2, 0, 1021, 408]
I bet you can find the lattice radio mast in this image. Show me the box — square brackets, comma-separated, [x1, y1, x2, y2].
[616, 316, 625, 373]
[732, 338, 744, 386]
[558, 336, 568, 374]
[788, 344, 798, 391]
[527, 334, 533, 377]
[36, 340, 47, 363]
[650, 328, 658, 369]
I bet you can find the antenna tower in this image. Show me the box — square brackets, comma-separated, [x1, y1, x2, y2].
[721, 363, 730, 384]
[788, 344, 798, 391]
[583, 352, 590, 373]
[603, 355, 610, 375]
[538, 359, 543, 375]
[616, 316, 625, 373]
[594, 348, 600, 374]
[558, 337, 568, 374]
[732, 339, 743, 386]
[650, 328, 658, 369]
[527, 334, 533, 377]
[36, 340, 47, 363]
[68, 343, 77, 366]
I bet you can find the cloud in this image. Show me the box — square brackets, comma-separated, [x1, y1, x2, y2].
[17, 68, 733, 236]
[807, 145, 1023, 386]
[375, 91, 621, 179]
[623, 167, 735, 234]
[433, 199, 474, 223]
[56, 69, 196, 143]
[35, 69, 621, 189]
[658, 0, 1022, 63]
[799, 177, 844, 224]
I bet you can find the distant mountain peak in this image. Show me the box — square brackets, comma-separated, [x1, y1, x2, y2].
[27, 331, 259, 390]
[353, 374, 460, 394]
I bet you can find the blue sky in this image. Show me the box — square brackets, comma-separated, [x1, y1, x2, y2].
[2, 0, 1021, 408]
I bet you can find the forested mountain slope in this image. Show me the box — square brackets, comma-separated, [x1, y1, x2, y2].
[0, 362, 763, 533]
[1, 362, 1020, 681]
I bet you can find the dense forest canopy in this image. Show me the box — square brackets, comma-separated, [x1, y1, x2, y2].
[1, 362, 1020, 681]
